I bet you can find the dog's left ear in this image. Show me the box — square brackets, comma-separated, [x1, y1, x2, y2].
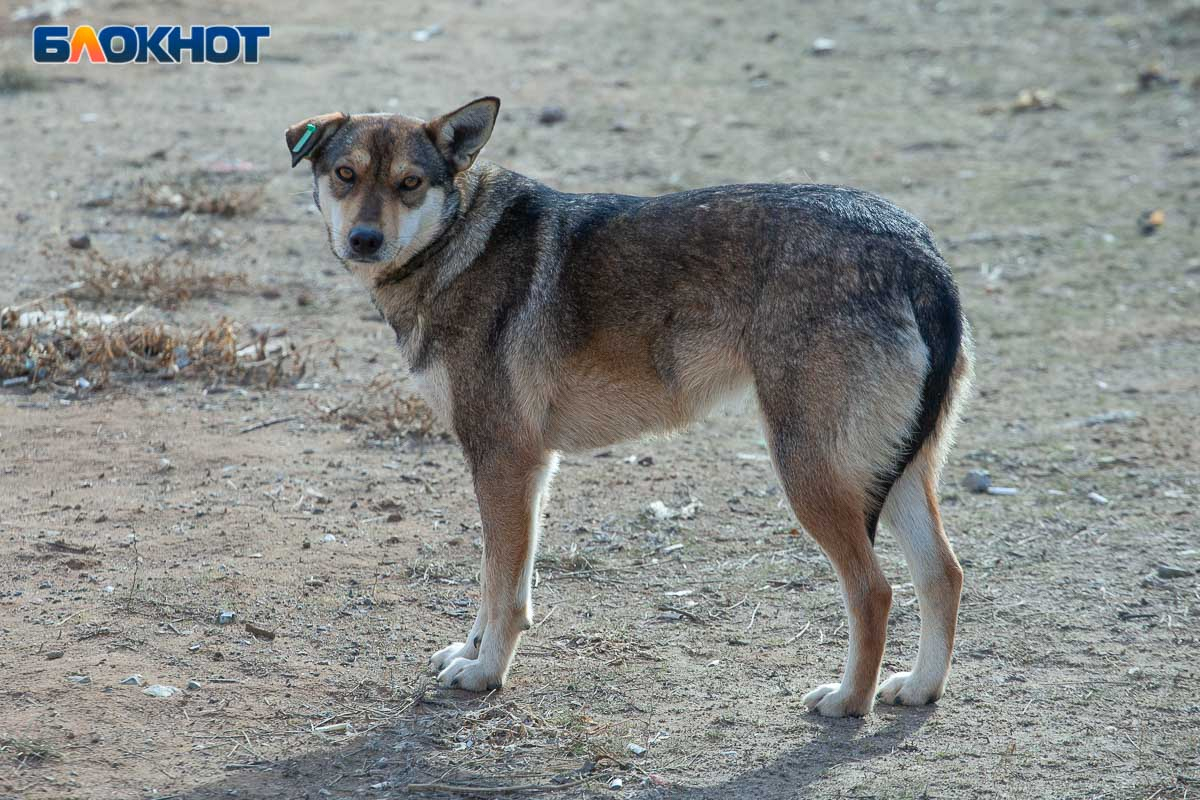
[285, 112, 349, 168]
[426, 97, 500, 173]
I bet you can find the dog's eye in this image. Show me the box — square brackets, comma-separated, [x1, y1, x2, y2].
[398, 175, 422, 191]
[335, 166, 355, 183]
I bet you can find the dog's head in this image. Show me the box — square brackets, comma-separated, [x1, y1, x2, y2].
[285, 97, 499, 273]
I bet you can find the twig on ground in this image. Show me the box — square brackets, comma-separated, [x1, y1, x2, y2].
[239, 415, 299, 434]
[533, 605, 558, 631]
[746, 601, 761, 632]
[658, 605, 705, 624]
[2, 282, 84, 315]
[782, 621, 812, 646]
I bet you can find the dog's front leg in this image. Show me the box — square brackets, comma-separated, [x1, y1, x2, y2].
[435, 450, 557, 691]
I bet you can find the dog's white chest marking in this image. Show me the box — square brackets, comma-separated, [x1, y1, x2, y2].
[408, 361, 454, 425]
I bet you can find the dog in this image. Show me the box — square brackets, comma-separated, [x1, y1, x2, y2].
[286, 97, 973, 717]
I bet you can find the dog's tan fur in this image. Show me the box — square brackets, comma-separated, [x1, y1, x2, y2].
[286, 97, 973, 716]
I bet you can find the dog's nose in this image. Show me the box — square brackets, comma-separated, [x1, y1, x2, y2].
[348, 226, 384, 256]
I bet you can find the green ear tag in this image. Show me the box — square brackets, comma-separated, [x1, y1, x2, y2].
[292, 123, 317, 154]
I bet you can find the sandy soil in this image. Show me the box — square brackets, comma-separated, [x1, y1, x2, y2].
[1, 0, 1198, 798]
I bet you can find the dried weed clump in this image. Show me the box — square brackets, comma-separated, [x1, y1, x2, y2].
[135, 173, 264, 217]
[67, 250, 252, 309]
[0, 736, 60, 764]
[319, 376, 446, 442]
[0, 308, 311, 390]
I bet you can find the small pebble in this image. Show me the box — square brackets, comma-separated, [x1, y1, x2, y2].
[119, 674, 145, 686]
[143, 684, 179, 698]
[1138, 209, 1165, 236]
[321, 533, 337, 544]
[648, 501, 675, 520]
[537, 105, 567, 125]
[627, 742, 646, 755]
[45, 650, 64, 660]
[81, 191, 114, 208]
[186, 679, 202, 691]
[68, 234, 91, 249]
[962, 469, 991, 493]
[1088, 492, 1109, 505]
[245, 622, 276, 641]
[1157, 564, 1193, 579]
[410, 23, 444, 42]
[811, 37, 836, 54]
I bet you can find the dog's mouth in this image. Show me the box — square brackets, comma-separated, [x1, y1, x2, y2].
[335, 240, 400, 265]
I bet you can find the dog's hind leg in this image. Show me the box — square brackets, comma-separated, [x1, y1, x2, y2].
[753, 318, 927, 716]
[773, 451, 893, 718]
[876, 451, 963, 706]
[759, 377, 894, 715]
[435, 450, 558, 691]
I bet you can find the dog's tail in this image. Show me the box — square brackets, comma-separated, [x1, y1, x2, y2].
[864, 254, 974, 543]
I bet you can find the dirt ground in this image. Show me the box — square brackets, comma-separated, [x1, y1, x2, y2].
[1, 0, 1198, 798]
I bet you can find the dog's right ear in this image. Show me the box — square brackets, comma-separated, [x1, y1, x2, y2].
[285, 112, 348, 168]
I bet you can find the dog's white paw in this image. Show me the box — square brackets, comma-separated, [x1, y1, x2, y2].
[802, 682, 873, 718]
[430, 641, 477, 673]
[877, 671, 943, 706]
[436, 656, 503, 692]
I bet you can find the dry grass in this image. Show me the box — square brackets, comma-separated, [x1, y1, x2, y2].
[0, 309, 313, 390]
[318, 375, 446, 441]
[0, 737, 60, 763]
[66, 249, 252, 309]
[303, 679, 616, 792]
[135, 174, 264, 218]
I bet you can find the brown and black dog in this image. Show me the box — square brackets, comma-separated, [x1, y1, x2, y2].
[286, 97, 973, 717]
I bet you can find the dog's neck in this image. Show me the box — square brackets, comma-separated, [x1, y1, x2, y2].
[363, 162, 512, 369]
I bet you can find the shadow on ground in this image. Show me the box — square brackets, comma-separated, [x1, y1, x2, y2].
[161, 700, 934, 799]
